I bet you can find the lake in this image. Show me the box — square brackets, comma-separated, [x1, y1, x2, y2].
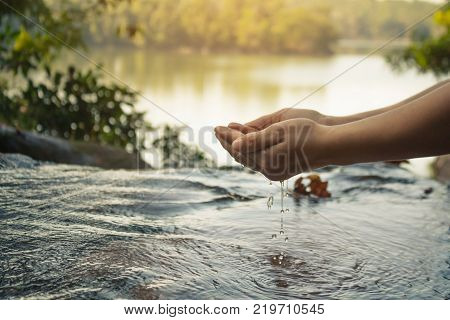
[61, 49, 440, 175]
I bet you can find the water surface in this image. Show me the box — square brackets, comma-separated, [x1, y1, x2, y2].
[1, 154, 448, 299]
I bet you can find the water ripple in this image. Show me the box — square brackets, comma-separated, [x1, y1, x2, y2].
[0, 155, 449, 299]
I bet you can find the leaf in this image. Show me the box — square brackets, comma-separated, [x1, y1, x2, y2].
[294, 177, 308, 195]
[308, 175, 331, 198]
[293, 174, 331, 198]
[13, 28, 32, 52]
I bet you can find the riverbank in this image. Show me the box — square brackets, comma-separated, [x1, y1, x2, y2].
[0, 123, 146, 169]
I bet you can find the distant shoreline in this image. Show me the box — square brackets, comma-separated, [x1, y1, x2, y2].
[334, 38, 410, 54]
[84, 38, 410, 56]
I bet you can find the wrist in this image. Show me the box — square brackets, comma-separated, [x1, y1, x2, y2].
[318, 114, 355, 126]
[311, 123, 341, 168]
[319, 123, 357, 167]
[316, 114, 332, 125]
[320, 115, 359, 126]
[319, 115, 338, 126]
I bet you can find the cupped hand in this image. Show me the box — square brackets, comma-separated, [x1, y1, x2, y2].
[216, 118, 329, 181]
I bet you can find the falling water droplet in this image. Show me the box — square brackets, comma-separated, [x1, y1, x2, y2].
[268, 181, 290, 262]
[267, 196, 274, 209]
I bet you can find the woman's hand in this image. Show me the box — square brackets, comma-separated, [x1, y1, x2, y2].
[214, 125, 245, 158]
[216, 118, 329, 181]
[228, 108, 328, 134]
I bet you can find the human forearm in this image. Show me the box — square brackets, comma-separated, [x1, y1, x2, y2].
[322, 80, 450, 126]
[322, 83, 450, 166]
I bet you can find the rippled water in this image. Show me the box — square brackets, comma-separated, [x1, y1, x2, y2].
[0, 154, 449, 299]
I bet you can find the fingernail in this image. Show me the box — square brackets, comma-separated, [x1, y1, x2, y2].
[215, 126, 225, 133]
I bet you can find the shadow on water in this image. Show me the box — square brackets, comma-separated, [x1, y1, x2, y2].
[0, 154, 449, 299]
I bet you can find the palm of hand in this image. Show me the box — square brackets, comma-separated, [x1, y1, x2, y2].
[215, 116, 325, 181]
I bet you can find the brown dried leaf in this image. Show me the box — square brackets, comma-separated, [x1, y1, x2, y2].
[293, 174, 331, 198]
[294, 177, 309, 195]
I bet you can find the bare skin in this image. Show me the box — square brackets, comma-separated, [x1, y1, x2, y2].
[215, 81, 450, 181]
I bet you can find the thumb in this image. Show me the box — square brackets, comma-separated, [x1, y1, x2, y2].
[231, 124, 283, 154]
[228, 122, 258, 134]
[245, 110, 282, 130]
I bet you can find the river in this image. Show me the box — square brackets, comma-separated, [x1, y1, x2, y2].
[0, 154, 448, 299]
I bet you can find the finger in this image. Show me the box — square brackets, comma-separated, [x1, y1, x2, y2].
[228, 122, 258, 134]
[214, 126, 231, 154]
[217, 135, 232, 155]
[215, 126, 244, 155]
[231, 124, 284, 154]
[245, 112, 281, 130]
[218, 138, 243, 165]
[234, 150, 262, 172]
[215, 126, 243, 146]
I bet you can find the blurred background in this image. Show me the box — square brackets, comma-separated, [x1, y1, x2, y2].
[0, 0, 449, 174]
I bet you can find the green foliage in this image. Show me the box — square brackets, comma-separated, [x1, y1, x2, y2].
[327, 0, 437, 40]
[85, 0, 440, 54]
[0, 66, 151, 152]
[152, 125, 214, 168]
[0, 0, 150, 153]
[386, 6, 450, 77]
[0, 0, 213, 167]
[410, 24, 431, 42]
[88, 0, 338, 54]
[0, 0, 84, 76]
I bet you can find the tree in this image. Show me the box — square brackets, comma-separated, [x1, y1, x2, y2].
[0, 0, 151, 152]
[386, 5, 450, 77]
[0, 0, 214, 166]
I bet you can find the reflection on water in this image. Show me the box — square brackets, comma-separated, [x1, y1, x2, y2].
[0, 154, 449, 299]
[61, 49, 437, 128]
